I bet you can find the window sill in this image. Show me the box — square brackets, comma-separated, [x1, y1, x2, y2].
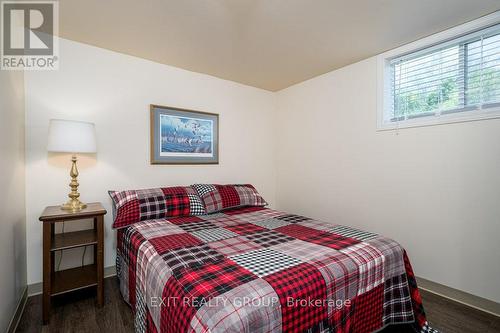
[376, 106, 500, 131]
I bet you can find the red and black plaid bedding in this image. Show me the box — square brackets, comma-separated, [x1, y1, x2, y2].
[116, 206, 436, 333]
[109, 186, 206, 229]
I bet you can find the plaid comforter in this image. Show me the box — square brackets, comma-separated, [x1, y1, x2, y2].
[117, 206, 434, 333]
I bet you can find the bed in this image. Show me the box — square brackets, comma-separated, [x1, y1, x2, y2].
[110, 184, 435, 333]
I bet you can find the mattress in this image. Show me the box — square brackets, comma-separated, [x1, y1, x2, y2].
[116, 206, 434, 333]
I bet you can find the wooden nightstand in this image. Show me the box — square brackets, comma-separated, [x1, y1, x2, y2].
[39, 202, 107, 324]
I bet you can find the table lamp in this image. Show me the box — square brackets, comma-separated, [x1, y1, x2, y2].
[47, 119, 97, 211]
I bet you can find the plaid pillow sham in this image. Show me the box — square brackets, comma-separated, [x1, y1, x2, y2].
[191, 184, 267, 214]
[109, 186, 206, 229]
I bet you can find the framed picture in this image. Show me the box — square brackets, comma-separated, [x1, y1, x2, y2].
[150, 104, 219, 164]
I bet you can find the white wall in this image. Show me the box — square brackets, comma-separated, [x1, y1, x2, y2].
[24, 38, 277, 285]
[0, 70, 27, 330]
[275, 57, 500, 303]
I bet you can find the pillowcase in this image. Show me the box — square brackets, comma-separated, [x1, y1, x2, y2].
[191, 184, 267, 214]
[109, 186, 206, 229]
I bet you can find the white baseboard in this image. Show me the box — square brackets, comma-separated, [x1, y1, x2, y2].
[27, 265, 117, 296]
[416, 276, 500, 318]
[7, 286, 28, 333]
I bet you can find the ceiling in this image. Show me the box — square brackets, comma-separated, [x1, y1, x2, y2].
[58, 0, 500, 91]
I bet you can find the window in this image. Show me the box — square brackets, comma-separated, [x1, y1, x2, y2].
[378, 14, 500, 129]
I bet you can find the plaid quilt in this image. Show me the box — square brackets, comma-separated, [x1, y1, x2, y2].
[116, 207, 436, 333]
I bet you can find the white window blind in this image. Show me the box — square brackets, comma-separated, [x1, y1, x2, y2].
[388, 24, 500, 123]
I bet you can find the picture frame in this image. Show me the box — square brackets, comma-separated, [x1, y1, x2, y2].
[150, 104, 219, 164]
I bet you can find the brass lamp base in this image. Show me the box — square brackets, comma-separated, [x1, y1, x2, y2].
[61, 200, 87, 211]
[60, 155, 87, 212]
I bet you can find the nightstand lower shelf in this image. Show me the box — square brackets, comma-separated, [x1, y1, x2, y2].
[51, 264, 98, 296]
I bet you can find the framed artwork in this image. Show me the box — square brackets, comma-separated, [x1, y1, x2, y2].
[150, 104, 219, 164]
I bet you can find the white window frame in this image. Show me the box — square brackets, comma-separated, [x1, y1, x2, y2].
[377, 12, 500, 131]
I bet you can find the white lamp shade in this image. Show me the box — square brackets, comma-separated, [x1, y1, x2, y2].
[47, 119, 97, 153]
